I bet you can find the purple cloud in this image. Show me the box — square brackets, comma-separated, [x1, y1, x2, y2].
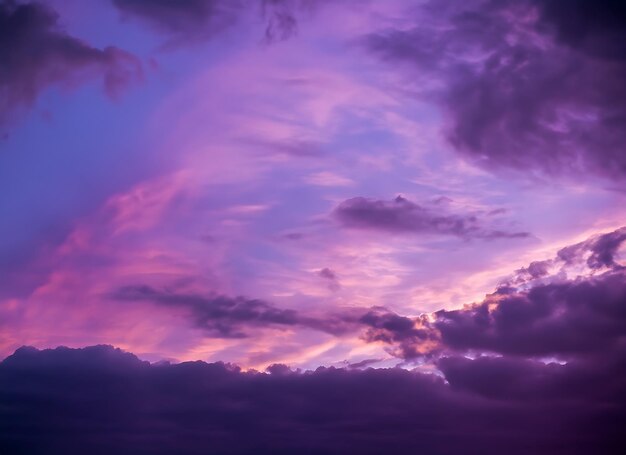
[333, 195, 530, 239]
[112, 0, 242, 45]
[434, 269, 626, 358]
[114, 285, 302, 338]
[366, 0, 626, 180]
[112, 0, 308, 46]
[359, 308, 436, 359]
[362, 227, 626, 362]
[318, 267, 340, 291]
[113, 284, 370, 338]
[0, 0, 142, 127]
[1, 344, 623, 454]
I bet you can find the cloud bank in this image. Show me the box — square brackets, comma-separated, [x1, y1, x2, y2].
[2, 229, 625, 454]
[1, 341, 623, 454]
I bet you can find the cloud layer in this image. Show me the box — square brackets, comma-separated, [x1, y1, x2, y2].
[1, 342, 623, 454]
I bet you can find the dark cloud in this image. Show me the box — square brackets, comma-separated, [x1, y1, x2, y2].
[318, 267, 340, 291]
[262, 0, 298, 43]
[558, 226, 626, 270]
[434, 269, 626, 358]
[1, 344, 624, 454]
[333, 195, 530, 239]
[114, 285, 302, 338]
[112, 0, 313, 46]
[537, 0, 626, 61]
[318, 267, 337, 280]
[4, 228, 626, 453]
[359, 308, 436, 359]
[115, 228, 626, 360]
[112, 284, 378, 338]
[366, 0, 626, 180]
[0, 0, 142, 127]
[585, 227, 626, 269]
[113, 284, 444, 348]
[112, 0, 243, 45]
[359, 227, 626, 361]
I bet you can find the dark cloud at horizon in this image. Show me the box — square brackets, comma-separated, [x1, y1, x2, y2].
[0, 343, 623, 454]
[366, 0, 626, 180]
[2, 0, 625, 449]
[3, 229, 626, 453]
[0, 0, 142, 128]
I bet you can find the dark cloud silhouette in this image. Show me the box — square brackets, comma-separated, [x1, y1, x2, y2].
[537, 0, 626, 61]
[359, 308, 436, 359]
[366, 0, 626, 180]
[502, 228, 626, 288]
[558, 226, 626, 270]
[434, 269, 626, 358]
[114, 228, 625, 361]
[358, 227, 626, 361]
[114, 285, 302, 338]
[113, 284, 382, 338]
[4, 228, 626, 453]
[1, 344, 624, 454]
[0, 0, 142, 127]
[333, 195, 530, 239]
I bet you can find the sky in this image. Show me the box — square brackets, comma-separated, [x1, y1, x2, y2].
[1, 0, 625, 453]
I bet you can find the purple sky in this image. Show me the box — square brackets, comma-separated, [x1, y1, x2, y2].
[1, 0, 625, 453]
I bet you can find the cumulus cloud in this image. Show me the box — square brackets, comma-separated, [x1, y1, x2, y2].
[364, 227, 626, 361]
[434, 269, 626, 358]
[366, 0, 626, 180]
[1, 344, 623, 454]
[333, 195, 530, 239]
[0, 0, 142, 127]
